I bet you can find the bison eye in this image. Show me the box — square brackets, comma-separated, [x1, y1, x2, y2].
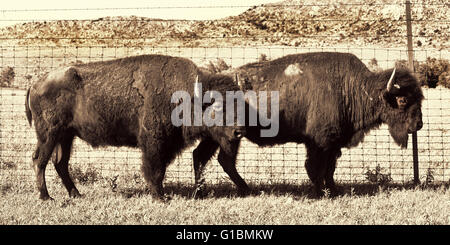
[396, 96, 408, 109]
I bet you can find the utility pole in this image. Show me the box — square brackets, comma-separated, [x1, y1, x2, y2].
[405, 0, 420, 184]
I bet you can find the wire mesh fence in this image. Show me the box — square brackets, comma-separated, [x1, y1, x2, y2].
[0, 1, 449, 189]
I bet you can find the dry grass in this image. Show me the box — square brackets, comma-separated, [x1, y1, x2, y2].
[0, 179, 448, 225]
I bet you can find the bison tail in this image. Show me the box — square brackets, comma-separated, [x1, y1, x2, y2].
[25, 87, 32, 127]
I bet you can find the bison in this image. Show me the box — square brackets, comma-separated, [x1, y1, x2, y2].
[193, 52, 424, 197]
[25, 54, 245, 200]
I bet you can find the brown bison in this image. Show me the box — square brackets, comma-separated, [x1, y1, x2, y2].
[193, 52, 424, 197]
[25, 54, 245, 200]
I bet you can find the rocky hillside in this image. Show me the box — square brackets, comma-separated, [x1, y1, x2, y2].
[0, 0, 448, 49]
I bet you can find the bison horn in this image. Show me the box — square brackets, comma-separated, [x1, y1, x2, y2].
[386, 68, 397, 92]
[235, 73, 242, 87]
[194, 76, 201, 98]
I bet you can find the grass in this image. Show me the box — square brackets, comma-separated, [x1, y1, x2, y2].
[0, 179, 448, 225]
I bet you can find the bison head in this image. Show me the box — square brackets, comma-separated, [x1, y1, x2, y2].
[197, 73, 247, 155]
[205, 102, 246, 156]
[380, 68, 424, 148]
[208, 91, 246, 155]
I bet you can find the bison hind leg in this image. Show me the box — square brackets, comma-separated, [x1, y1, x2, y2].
[140, 138, 179, 201]
[192, 138, 219, 199]
[32, 133, 58, 200]
[52, 132, 81, 198]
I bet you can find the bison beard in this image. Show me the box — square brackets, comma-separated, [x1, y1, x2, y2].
[26, 55, 245, 201]
[193, 52, 424, 198]
[388, 122, 409, 148]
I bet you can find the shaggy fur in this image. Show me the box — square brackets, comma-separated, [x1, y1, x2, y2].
[26, 54, 245, 200]
[194, 52, 424, 197]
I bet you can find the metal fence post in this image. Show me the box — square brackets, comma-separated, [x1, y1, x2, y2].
[405, 0, 420, 184]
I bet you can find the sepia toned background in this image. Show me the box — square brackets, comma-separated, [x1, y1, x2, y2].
[1, 0, 449, 190]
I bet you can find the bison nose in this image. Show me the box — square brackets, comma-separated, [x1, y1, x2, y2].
[416, 121, 423, 131]
[233, 129, 245, 139]
[409, 120, 423, 133]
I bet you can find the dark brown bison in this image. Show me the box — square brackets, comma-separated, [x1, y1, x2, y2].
[25, 54, 245, 200]
[193, 52, 424, 197]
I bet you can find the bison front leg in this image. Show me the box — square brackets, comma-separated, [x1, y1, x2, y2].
[305, 144, 342, 198]
[140, 135, 175, 201]
[192, 138, 219, 198]
[217, 145, 250, 196]
[324, 148, 342, 197]
[141, 153, 166, 201]
[52, 134, 81, 198]
[304, 144, 328, 198]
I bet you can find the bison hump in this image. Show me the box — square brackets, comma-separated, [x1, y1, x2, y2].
[35, 66, 82, 96]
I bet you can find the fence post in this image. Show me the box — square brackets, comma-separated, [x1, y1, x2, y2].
[405, 0, 420, 184]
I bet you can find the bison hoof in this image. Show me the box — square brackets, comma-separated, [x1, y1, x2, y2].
[237, 187, 251, 197]
[69, 189, 82, 198]
[39, 194, 54, 201]
[163, 195, 172, 202]
[159, 195, 172, 203]
[328, 187, 343, 198]
[308, 187, 325, 199]
[310, 187, 341, 199]
[192, 188, 207, 199]
[152, 194, 171, 203]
